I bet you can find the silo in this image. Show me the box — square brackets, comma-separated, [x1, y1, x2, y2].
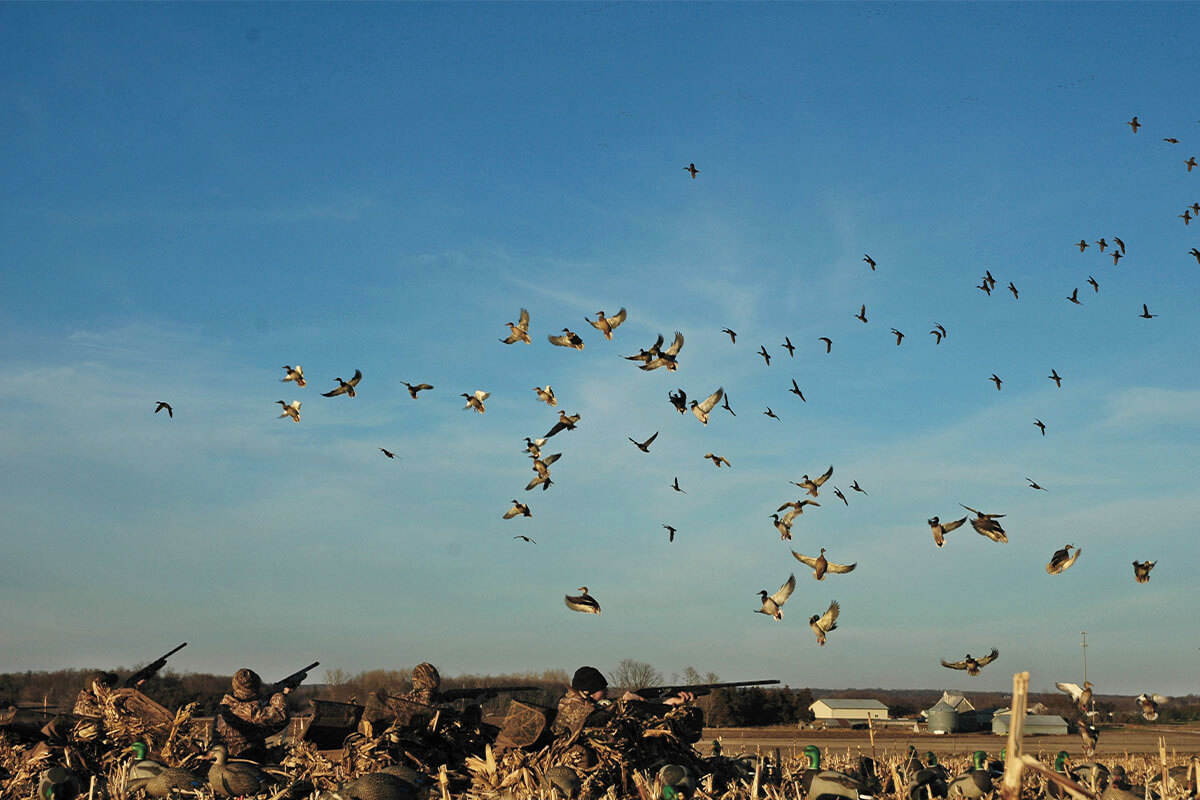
[926, 700, 960, 734]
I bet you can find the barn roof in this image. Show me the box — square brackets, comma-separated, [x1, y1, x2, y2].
[811, 698, 889, 710]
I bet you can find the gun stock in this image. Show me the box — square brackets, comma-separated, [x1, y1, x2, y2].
[121, 642, 188, 688]
[632, 679, 781, 700]
[273, 661, 320, 693]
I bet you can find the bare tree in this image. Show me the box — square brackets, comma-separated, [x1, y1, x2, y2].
[609, 659, 662, 690]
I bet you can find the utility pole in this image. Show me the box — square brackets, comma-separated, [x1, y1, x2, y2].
[1080, 631, 1088, 684]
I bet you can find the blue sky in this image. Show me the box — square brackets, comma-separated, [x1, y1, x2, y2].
[2, 2, 1198, 698]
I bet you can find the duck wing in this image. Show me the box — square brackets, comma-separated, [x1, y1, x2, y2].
[824, 560, 856, 574]
[976, 648, 1000, 667]
[770, 574, 797, 607]
[790, 551, 819, 569]
[814, 600, 839, 631]
[1056, 682, 1084, 702]
[663, 331, 685, 357]
[696, 387, 724, 414]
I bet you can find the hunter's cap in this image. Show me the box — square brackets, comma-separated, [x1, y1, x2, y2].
[232, 668, 262, 700]
[571, 666, 607, 694]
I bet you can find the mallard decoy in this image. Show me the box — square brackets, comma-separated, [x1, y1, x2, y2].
[322, 369, 363, 398]
[565, 587, 600, 614]
[533, 385, 557, 407]
[461, 390, 489, 413]
[545, 766, 582, 799]
[1133, 560, 1155, 583]
[755, 574, 795, 620]
[281, 365, 306, 387]
[668, 388, 687, 414]
[640, 331, 685, 371]
[207, 745, 270, 798]
[940, 648, 999, 675]
[690, 387, 724, 425]
[929, 515, 967, 548]
[798, 745, 865, 800]
[1137, 692, 1168, 721]
[586, 308, 626, 340]
[1056, 681, 1094, 715]
[628, 431, 658, 453]
[960, 504, 1007, 543]
[808, 599, 839, 645]
[127, 766, 205, 798]
[548, 328, 585, 350]
[545, 411, 580, 437]
[503, 500, 531, 519]
[657, 764, 694, 799]
[793, 465, 833, 497]
[1046, 545, 1081, 574]
[791, 548, 856, 580]
[402, 381, 433, 399]
[500, 308, 531, 344]
[1069, 760, 1110, 793]
[277, 400, 301, 422]
[39, 766, 81, 800]
[325, 772, 415, 800]
[154, 401, 173, 418]
[684, 163, 699, 179]
[948, 751, 992, 799]
[704, 452, 731, 468]
[127, 741, 166, 781]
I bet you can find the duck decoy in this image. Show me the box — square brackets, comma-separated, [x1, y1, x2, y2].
[586, 308, 626, 340]
[755, 574, 796, 621]
[126, 741, 165, 781]
[657, 764, 694, 800]
[322, 369, 362, 398]
[564, 587, 601, 615]
[791, 548, 856, 581]
[38, 767, 81, 800]
[327, 771, 419, 800]
[799, 745, 868, 800]
[207, 745, 270, 798]
[281, 365, 306, 387]
[948, 751, 992, 799]
[500, 308, 531, 344]
[127, 766, 205, 798]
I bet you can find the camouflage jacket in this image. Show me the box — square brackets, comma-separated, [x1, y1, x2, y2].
[72, 689, 105, 718]
[214, 692, 289, 757]
[551, 690, 613, 738]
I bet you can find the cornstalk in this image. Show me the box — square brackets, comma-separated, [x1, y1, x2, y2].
[1000, 671, 1029, 800]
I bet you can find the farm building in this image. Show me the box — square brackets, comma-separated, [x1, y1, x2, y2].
[809, 698, 889, 721]
[991, 711, 1068, 735]
[924, 692, 990, 733]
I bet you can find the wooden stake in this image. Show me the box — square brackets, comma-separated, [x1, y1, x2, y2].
[1160, 736, 1169, 799]
[751, 755, 761, 800]
[868, 714, 877, 766]
[1000, 671, 1030, 800]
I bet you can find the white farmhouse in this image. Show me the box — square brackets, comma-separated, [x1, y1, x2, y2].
[809, 698, 890, 721]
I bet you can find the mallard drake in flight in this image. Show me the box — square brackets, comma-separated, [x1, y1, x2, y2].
[690, 387, 724, 425]
[1087, 276, 1099, 292]
[533, 385, 557, 406]
[781, 336, 795, 357]
[462, 390, 489, 413]
[207, 745, 269, 798]
[1068, 288, 1081, 305]
[628, 431, 658, 452]
[1139, 303, 1156, 319]
[770, 513, 793, 541]
[757, 345, 771, 365]
[1190, 247, 1200, 264]
[684, 162, 699, 179]
[863, 254, 876, 271]
[322, 369, 362, 398]
[281, 365, 306, 387]
[548, 328, 585, 350]
[1133, 560, 1155, 583]
[1112, 250, 1123, 266]
[809, 600, 839, 645]
[855, 304, 868, 323]
[1113, 236, 1126, 254]
[503, 500, 531, 519]
[1046, 545, 1081, 574]
[1075, 239, 1089, 252]
[668, 388, 687, 414]
[792, 548, 856, 580]
[941, 648, 999, 675]
[990, 374, 1002, 390]
[154, 401, 173, 418]
[721, 392, 735, 415]
[277, 400, 301, 422]
[793, 465, 833, 497]
[524, 437, 547, 457]
[833, 487, 848, 505]
[514, 535, 536, 543]
[1127, 116, 1140, 133]
[500, 308, 531, 344]
[755, 574, 796, 620]
[565, 587, 600, 614]
[789, 379, 806, 401]
[1034, 419, 1046, 436]
[1136, 693, 1168, 721]
[850, 480, 867, 495]
[704, 452, 731, 468]
[639, 331, 685, 371]
[1056, 681, 1094, 714]
[777, 499, 819, 520]
[960, 504, 1007, 542]
[928, 515, 967, 548]
[984, 270, 996, 290]
[1080, 723, 1099, 756]
[671, 476, 685, 493]
[545, 411, 580, 437]
[763, 407, 779, 420]
[586, 308, 626, 339]
[1008, 282, 1019, 299]
[1048, 369, 1062, 387]
[1027, 477, 1047, 490]
[1187, 156, 1198, 172]
[721, 327, 736, 343]
[402, 381, 433, 398]
[977, 280, 992, 295]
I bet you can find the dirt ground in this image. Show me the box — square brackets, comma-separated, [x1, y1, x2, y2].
[701, 725, 1200, 758]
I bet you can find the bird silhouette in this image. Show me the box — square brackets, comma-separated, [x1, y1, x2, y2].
[890, 328, 904, 345]
[565, 587, 601, 614]
[704, 452, 731, 468]
[721, 392, 736, 416]
[1112, 250, 1123, 266]
[402, 382, 433, 399]
[663, 524, 676, 542]
[323, 369, 363, 398]
[154, 401, 173, 418]
[545, 411, 581, 437]
[1034, 419, 1046, 436]
[789, 379, 806, 401]
[758, 345, 771, 365]
[863, 254, 876, 271]
[690, 387, 724, 425]
[1096, 238, 1108, 252]
[1027, 477, 1047, 491]
[1187, 156, 1197, 172]
[1139, 304, 1157, 319]
[1075, 239, 1089, 252]
[855, 304, 868, 323]
[684, 162, 699, 179]
[1190, 248, 1200, 265]
[628, 431, 659, 453]
[671, 477, 686, 493]
[850, 480, 867, 495]
[819, 337, 832, 354]
[721, 327, 737, 343]
[1126, 116, 1140, 133]
[514, 535, 536, 544]
[1067, 288, 1081, 305]
[379, 448, 397, 459]
[1048, 369, 1062, 388]
[763, 407, 780, 420]
[941, 648, 999, 675]
[503, 500, 531, 519]
[990, 374, 1003, 390]
[781, 336, 795, 357]
[833, 487, 848, 506]
[1087, 276, 1099, 292]
[668, 388, 688, 414]
[1008, 282, 1019, 299]
[1113, 236, 1126, 254]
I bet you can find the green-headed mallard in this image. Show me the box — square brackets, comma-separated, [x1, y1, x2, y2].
[126, 741, 165, 781]
[799, 744, 865, 799]
[808, 599, 839, 645]
[755, 574, 796, 621]
[38, 767, 81, 800]
[327, 772, 417, 800]
[277, 400, 302, 422]
[940, 648, 998, 676]
[533, 384, 556, 406]
[547, 328, 585, 350]
[461, 390, 489, 413]
[690, 387, 724, 425]
[928, 516, 967, 548]
[322, 369, 362, 398]
[281, 365, 305, 387]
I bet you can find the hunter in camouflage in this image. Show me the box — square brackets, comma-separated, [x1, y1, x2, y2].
[214, 668, 290, 761]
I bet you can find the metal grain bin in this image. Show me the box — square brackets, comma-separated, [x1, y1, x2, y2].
[927, 700, 960, 734]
